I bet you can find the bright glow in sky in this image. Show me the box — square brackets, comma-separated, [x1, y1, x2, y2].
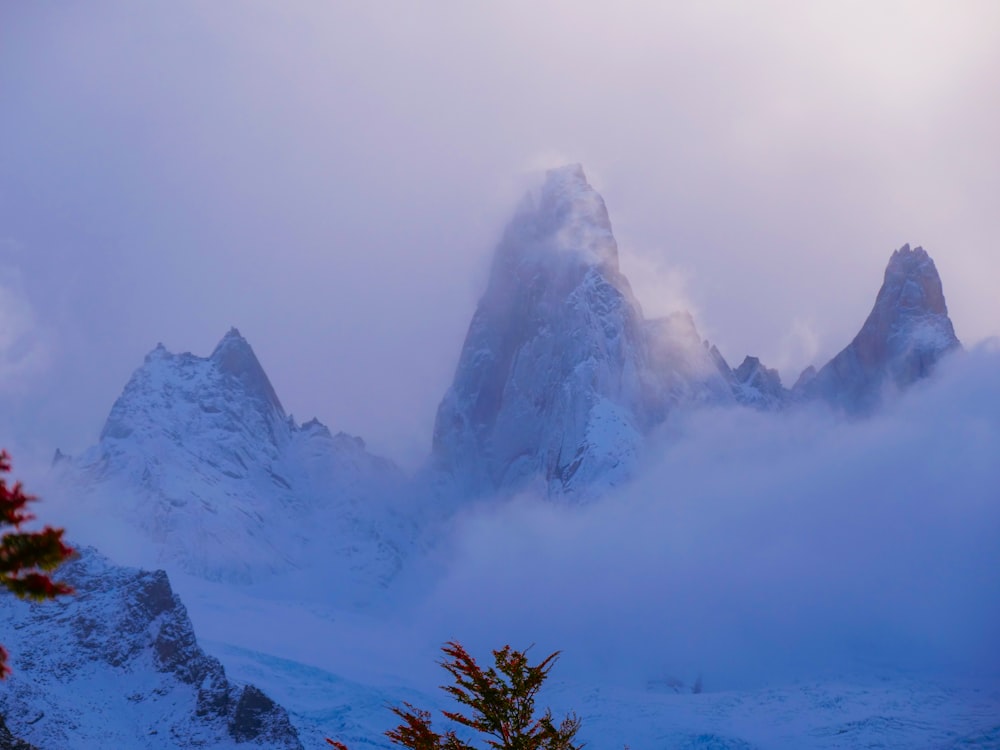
[1, 1, 998, 466]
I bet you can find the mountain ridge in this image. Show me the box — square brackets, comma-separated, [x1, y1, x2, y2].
[0, 547, 303, 750]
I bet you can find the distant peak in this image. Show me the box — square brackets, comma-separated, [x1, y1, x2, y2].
[888, 243, 930, 267]
[538, 163, 595, 210]
[214, 326, 247, 348]
[503, 162, 618, 271]
[803, 243, 960, 410]
[878, 244, 948, 317]
[543, 163, 587, 188]
[209, 328, 285, 415]
[210, 327, 258, 364]
[144, 342, 170, 364]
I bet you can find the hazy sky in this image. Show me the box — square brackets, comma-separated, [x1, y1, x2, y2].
[2, 2, 998, 466]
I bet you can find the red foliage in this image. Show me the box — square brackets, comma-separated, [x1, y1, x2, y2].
[327, 641, 582, 750]
[0, 450, 75, 678]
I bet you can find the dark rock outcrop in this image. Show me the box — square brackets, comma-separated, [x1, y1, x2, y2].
[0, 548, 303, 749]
[800, 244, 960, 412]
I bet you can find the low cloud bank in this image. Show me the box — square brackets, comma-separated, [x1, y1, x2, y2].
[409, 344, 1000, 689]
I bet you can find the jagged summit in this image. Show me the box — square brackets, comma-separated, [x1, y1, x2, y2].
[878, 244, 950, 318]
[0, 547, 304, 749]
[501, 163, 621, 273]
[102, 330, 285, 443]
[433, 166, 737, 497]
[75, 329, 407, 585]
[433, 165, 647, 495]
[729, 355, 786, 408]
[800, 244, 960, 412]
[209, 327, 284, 415]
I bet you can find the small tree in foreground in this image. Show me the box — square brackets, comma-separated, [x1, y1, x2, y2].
[0, 450, 74, 678]
[328, 641, 582, 750]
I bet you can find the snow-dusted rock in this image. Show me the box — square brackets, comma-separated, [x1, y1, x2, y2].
[0, 548, 302, 750]
[433, 165, 807, 497]
[800, 245, 961, 412]
[65, 328, 408, 587]
[0, 716, 35, 750]
[432, 165, 651, 497]
[433, 165, 801, 497]
[728, 355, 787, 409]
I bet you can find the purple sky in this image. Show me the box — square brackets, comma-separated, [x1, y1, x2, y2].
[1, 2, 998, 467]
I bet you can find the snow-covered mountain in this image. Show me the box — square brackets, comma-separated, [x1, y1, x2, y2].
[10, 165, 979, 750]
[432, 165, 735, 498]
[63, 328, 410, 588]
[432, 169, 963, 497]
[798, 244, 961, 412]
[0, 548, 302, 750]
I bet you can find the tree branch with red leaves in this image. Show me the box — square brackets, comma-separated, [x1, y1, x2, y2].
[327, 641, 582, 750]
[0, 450, 74, 678]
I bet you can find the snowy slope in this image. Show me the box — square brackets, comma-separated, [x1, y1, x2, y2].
[187, 620, 1000, 750]
[0, 548, 303, 750]
[61, 328, 411, 590]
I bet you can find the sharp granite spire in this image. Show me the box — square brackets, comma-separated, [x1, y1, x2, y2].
[433, 165, 648, 496]
[432, 165, 730, 497]
[209, 327, 285, 416]
[799, 244, 961, 412]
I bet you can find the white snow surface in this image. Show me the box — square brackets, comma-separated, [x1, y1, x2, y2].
[0, 549, 303, 750]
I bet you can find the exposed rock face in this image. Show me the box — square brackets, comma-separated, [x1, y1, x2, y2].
[432, 165, 735, 497]
[433, 165, 650, 495]
[433, 179, 964, 495]
[800, 245, 961, 412]
[0, 716, 36, 750]
[67, 329, 408, 587]
[0, 549, 303, 750]
[729, 355, 787, 408]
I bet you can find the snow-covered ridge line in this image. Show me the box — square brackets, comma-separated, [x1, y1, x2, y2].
[434, 167, 962, 498]
[60, 327, 410, 588]
[0, 548, 303, 749]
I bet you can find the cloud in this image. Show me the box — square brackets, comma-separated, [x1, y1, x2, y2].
[406, 346, 1000, 689]
[618, 248, 700, 324]
[0, 259, 51, 392]
[771, 317, 822, 382]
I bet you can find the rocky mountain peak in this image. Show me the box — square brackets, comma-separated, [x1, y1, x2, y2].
[0, 548, 303, 749]
[72, 327, 408, 587]
[499, 163, 620, 276]
[210, 327, 284, 416]
[876, 243, 949, 318]
[433, 165, 646, 496]
[99, 331, 285, 446]
[800, 244, 960, 412]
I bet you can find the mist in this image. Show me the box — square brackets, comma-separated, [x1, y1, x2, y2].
[402, 343, 1000, 690]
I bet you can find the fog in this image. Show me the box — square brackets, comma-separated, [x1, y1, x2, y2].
[404, 344, 1000, 689]
[2, 2, 999, 469]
